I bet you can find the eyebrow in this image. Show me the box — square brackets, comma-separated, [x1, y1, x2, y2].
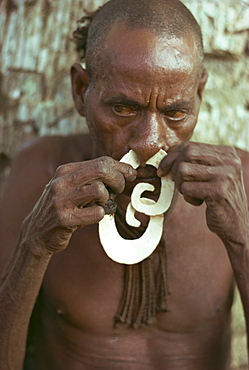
[105, 97, 193, 111]
[105, 97, 144, 108]
[161, 101, 193, 111]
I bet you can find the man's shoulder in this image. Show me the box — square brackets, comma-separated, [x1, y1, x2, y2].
[20, 133, 93, 165]
[2, 133, 94, 211]
[14, 133, 93, 176]
[0, 133, 94, 259]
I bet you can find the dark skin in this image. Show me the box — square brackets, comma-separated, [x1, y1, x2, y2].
[0, 25, 249, 370]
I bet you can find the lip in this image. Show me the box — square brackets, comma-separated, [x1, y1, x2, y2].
[136, 165, 158, 179]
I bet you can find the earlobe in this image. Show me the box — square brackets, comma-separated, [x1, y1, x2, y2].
[197, 69, 208, 101]
[70, 63, 90, 117]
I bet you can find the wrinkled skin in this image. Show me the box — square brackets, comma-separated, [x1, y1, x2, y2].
[21, 26, 209, 257]
[21, 157, 136, 255]
[158, 142, 248, 245]
[0, 24, 249, 370]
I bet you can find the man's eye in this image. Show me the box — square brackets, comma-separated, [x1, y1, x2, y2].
[111, 104, 137, 116]
[164, 111, 187, 121]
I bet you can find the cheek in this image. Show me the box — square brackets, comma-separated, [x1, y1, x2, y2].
[85, 101, 111, 138]
[175, 116, 197, 141]
[85, 94, 116, 136]
[85, 107, 132, 157]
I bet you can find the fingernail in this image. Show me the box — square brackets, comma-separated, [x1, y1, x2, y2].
[128, 169, 137, 181]
[128, 174, 137, 181]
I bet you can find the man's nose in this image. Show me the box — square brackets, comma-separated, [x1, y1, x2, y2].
[129, 113, 170, 166]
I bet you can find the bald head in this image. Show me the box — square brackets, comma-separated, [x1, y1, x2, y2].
[73, 0, 203, 78]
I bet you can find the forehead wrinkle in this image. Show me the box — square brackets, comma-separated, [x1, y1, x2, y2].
[93, 34, 199, 107]
[96, 65, 196, 111]
[108, 48, 195, 81]
[102, 60, 195, 92]
[96, 65, 153, 104]
[100, 53, 197, 102]
[104, 26, 196, 73]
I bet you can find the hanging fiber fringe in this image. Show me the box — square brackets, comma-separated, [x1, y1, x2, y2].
[114, 207, 170, 328]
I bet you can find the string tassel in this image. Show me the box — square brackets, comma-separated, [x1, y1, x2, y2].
[114, 207, 170, 328]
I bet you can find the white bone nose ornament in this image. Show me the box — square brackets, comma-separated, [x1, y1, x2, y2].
[98, 149, 175, 264]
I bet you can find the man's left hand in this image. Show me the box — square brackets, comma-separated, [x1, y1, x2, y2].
[158, 142, 248, 246]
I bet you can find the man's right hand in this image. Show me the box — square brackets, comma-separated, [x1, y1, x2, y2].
[20, 156, 137, 255]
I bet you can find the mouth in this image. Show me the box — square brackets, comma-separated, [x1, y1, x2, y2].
[124, 165, 161, 197]
[136, 165, 158, 179]
[135, 165, 160, 188]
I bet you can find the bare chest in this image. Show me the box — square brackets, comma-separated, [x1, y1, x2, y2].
[34, 199, 234, 369]
[41, 198, 234, 334]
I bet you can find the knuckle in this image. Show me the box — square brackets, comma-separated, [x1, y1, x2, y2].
[217, 181, 229, 199]
[180, 181, 188, 194]
[99, 156, 114, 166]
[95, 157, 113, 177]
[57, 210, 68, 227]
[206, 166, 214, 175]
[89, 206, 105, 223]
[232, 155, 242, 169]
[111, 173, 125, 194]
[69, 171, 80, 185]
[78, 206, 105, 227]
[184, 142, 197, 160]
[224, 170, 234, 182]
[223, 146, 241, 167]
[49, 178, 62, 195]
[52, 196, 64, 212]
[117, 162, 136, 179]
[55, 164, 68, 177]
[181, 141, 190, 150]
[178, 161, 188, 175]
[225, 145, 236, 156]
[117, 175, 125, 192]
[217, 166, 236, 183]
[93, 181, 107, 197]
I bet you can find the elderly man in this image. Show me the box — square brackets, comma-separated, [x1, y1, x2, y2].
[0, 0, 249, 369]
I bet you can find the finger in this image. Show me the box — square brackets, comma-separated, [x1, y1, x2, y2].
[71, 182, 109, 207]
[61, 157, 136, 194]
[180, 143, 237, 166]
[158, 142, 207, 177]
[113, 161, 137, 181]
[171, 162, 215, 192]
[181, 181, 221, 203]
[158, 142, 238, 177]
[54, 161, 89, 178]
[182, 193, 204, 206]
[89, 157, 136, 194]
[157, 144, 181, 177]
[53, 156, 136, 187]
[73, 205, 105, 227]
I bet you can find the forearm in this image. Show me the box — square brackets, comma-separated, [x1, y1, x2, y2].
[0, 237, 52, 370]
[223, 228, 249, 351]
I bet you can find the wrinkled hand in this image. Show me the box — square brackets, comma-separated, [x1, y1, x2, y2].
[20, 157, 136, 254]
[158, 142, 248, 245]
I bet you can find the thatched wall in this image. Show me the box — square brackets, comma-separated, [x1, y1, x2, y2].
[0, 0, 249, 159]
[0, 1, 248, 367]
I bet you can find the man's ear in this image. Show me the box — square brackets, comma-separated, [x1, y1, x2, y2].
[197, 69, 208, 102]
[70, 63, 90, 117]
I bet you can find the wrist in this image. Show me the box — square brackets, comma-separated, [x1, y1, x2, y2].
[18, 228, 53, 262]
